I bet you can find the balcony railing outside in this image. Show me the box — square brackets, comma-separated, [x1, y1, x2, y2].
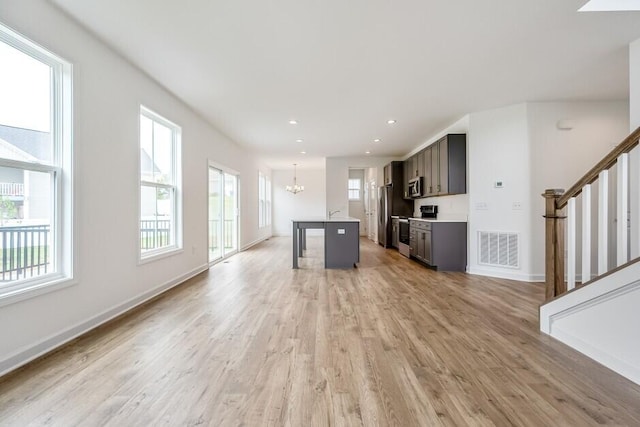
[140, 219, 171, 251]
[0, 224, 50, 282]
[0, 219, 237, 283]
[209, 219, 235, 251]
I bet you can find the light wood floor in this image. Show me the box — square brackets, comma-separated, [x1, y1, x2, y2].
[2, 237, 640, 426]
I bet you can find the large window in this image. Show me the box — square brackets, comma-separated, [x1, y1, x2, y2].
[139, 107, 181, 259]
[258, 171, 271, 228]
[0, 24, 73, 302]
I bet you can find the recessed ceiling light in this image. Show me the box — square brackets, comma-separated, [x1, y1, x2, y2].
[296, 139, 303, 143]
[579, 0, 640, 11]
[387, 119, 396, 125]
[365, 151, 371, 154]
[300, 151, 306, 154]
[373, 139, 381, 143]
[289, 120, 298, 125]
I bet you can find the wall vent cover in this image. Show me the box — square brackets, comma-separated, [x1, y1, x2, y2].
[478, 231, 519, 268]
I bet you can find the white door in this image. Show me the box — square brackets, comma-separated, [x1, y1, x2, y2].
[208, 166, 239, 263]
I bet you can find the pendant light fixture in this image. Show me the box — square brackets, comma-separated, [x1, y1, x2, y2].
[286, 163, 304, 194]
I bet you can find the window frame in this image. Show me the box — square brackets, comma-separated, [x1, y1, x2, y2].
[0, 23, 75, 306]
[348, 178, 362, 201]
[138, 106, 182, 263]
[258, 170, 271, 228]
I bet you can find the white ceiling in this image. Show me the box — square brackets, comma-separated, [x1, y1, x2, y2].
[51, 0, 640, 169]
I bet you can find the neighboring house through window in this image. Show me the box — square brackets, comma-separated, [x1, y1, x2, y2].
[0, 23, 74, 303]
[139, 107, 182, 260]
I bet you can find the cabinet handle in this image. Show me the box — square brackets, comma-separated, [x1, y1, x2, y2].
[437, 185, 441, 192]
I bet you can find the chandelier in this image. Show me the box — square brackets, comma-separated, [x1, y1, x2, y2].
[286, 163, 304, 194]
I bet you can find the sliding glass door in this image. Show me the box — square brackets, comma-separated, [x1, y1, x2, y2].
[208, 166, 238, 263]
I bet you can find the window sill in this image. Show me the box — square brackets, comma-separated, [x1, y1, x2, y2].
[0, 275, 77, 308]
[138, 246, 183, 265]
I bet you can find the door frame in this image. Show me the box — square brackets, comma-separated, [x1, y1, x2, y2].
[208, 160, 241, 266]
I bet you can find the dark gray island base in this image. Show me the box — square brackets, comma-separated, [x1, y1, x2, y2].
[292, 218, 360, 269]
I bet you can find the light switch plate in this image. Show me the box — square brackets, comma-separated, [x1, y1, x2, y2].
[338, 229, 345, 234]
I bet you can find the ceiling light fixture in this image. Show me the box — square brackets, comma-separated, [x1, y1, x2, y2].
[300, 151, 306, 154]
[365, 151, 371, 154]
[286, 163, 304, 194]
[296, 139, 303, 143]
[579, 0, 640, 11]
[373, 139, 381, 143]
[289, 120, 298, 125]
[387, 119, 396, 124]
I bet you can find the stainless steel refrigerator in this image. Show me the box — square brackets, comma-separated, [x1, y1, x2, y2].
[378, 163, 414, 248]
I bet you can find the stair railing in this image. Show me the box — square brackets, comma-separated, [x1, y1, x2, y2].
[543, 126, 640, 301]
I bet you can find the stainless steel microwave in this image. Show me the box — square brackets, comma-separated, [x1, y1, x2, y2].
[408, 177, 423, 198]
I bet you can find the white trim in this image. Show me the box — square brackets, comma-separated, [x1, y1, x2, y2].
[540, 269, 640, 386]
[138, 246, 184, 265]
[0, 263, 209, 377]
[467, 266, 543, 282]
[551, 328, 640, 386]
[241, 236, 271, 251]
[137, 106, 183, 262]
[0, 275, 77, 308]
[0, 23, 75, 303]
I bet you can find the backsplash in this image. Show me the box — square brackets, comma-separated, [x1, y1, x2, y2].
[413, 194, 469, 221]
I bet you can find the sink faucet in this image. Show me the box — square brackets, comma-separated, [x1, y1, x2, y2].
[328, 210, 341, 219]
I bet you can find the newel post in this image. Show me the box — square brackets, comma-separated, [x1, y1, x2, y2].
[543, 189, 566, 301]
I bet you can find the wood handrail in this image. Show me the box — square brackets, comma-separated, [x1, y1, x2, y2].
[556, 126, 640, 209]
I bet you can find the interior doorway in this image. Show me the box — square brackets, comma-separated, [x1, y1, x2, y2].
[208, 164, 239, 263]
[348, 168, 367, 236]
[367, 175, 377, 242]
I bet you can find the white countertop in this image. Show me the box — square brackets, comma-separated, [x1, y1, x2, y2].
[292, 217, 360, 222]
[408, 217, 467, 223]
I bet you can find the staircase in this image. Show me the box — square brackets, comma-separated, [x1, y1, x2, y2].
[539, 127, 640, 385]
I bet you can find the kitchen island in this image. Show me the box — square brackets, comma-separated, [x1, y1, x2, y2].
[292, 217, 360, 269]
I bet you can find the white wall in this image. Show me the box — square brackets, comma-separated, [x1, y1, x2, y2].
[272, 168, 326, 236]
[540, 260, 640, 386]
[528, 101, 629, 278]
[326, 156, 395, 217]
[467, 104, 533, 280]
[0, 0, 270, 374]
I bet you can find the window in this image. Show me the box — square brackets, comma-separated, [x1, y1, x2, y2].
[258, 171, 271, 228]
[348, 178, 361, 200]
[0, 23, 73, 303]
[139, 107, 181, 259]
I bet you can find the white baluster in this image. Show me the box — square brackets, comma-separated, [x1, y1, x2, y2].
[598, 170, 609, 274]
[617, 153, 629, 266]
[582, 184, 591, 284]
[567, 197, 576, 290]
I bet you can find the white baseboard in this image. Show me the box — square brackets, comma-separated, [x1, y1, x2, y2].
[0, 263, 209, 377]
[551, 327, 640, 386]
[540, 263, 640, 386]
[467, 267, 543, 282]
[241, 235, 271, 251]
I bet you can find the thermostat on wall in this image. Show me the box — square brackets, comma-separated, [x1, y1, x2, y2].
[494, 181, 504, 188]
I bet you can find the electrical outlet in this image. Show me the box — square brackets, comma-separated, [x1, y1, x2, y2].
[512, 202, 522, 210]
[475, 202, 488, 210]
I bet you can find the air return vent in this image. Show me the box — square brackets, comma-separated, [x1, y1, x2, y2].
[478, 231, 519, 268]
